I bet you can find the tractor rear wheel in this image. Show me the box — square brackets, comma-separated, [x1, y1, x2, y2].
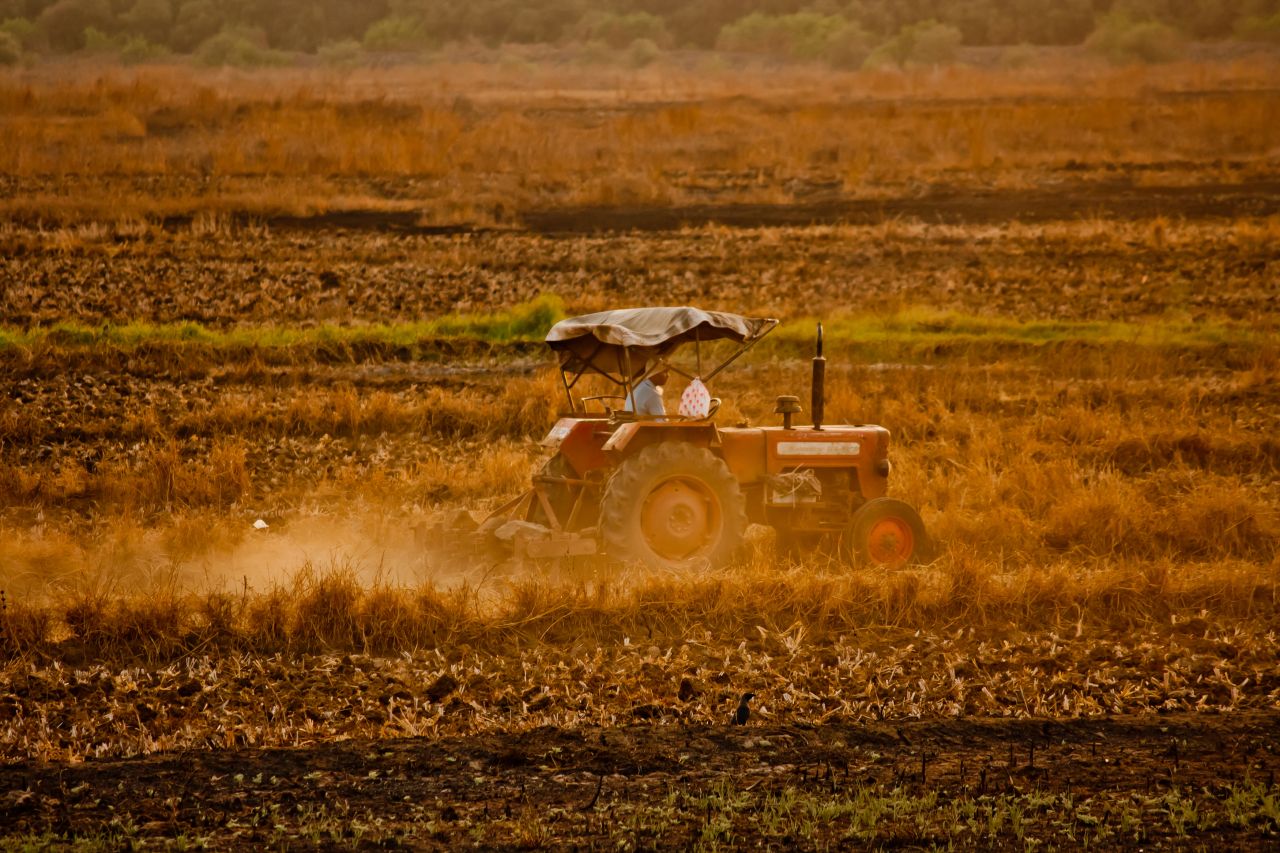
[600, 443, 747, 570]
[844, 498, 931, 568]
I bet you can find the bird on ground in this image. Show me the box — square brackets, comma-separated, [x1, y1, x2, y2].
[732, 692, 755, 725]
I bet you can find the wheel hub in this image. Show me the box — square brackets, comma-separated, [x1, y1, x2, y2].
[640, 477, 721, 561]
[866, 517, 914, 565]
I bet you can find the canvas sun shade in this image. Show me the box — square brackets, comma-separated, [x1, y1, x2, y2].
[545, 307, 776, 381]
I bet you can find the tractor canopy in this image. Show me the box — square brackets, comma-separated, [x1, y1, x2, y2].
[546, 307, 778, 385]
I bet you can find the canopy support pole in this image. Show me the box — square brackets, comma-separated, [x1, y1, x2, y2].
[704, 319, 780, 382]
[621, 346, 634, 410]
[559, 369, 576, 413]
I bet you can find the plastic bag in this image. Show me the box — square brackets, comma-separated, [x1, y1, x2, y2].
[678, 377, 712, 419]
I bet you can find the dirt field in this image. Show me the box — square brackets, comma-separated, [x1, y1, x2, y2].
[3, 712, 1277, 849]
[2, 60, 1278, 849]
[4, 181, 1278, 328]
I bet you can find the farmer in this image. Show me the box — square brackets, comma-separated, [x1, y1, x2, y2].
[625, 365, 669, 418]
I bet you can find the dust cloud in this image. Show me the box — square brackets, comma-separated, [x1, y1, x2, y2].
[0, 511, 484, 602]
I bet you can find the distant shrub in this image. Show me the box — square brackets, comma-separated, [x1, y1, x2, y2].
[717, 12, 872, 67]
[0, 17, 39, 50]
[718, 12, 830, 60]
[0, 30, 20, 65]
[1086, 13, 1185, 63]
[906, 19, 963, 64]
[120, 0, 172, 46]
[318, 38, 363, 66]
[120, 34, 168, 64]
[81, 26, 120, 53]
[862, 43, 897, 69]
[626, 36, 661, 68]
[574, 11, 670, 49]
[716, 12, 785, 55]
[1234, 13, 1280, 43]
[196, 28, 288, 67]
[865, 19, 962, 68]
[170, 0, 222, 53]
[823, 21, 874, 69]
[574, 39, 612, 65]
[38, 0, 112, 52]
[1000, 42, 1038, 68]
[362, 15, 428, 52]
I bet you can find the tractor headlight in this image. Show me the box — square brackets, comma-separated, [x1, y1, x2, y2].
[875, 458, 891, 478]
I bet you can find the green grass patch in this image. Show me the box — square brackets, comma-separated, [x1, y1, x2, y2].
[774, 308, 1254, 350]
[0, 300, 1262, 358]
[4, 295, 567, 351]
[423, 293, 566, 341]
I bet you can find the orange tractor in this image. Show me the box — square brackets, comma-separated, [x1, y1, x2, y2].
[464, 307, 929, 570]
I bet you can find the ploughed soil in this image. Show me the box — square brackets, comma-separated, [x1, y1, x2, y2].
[522, 180, 1280, 232]
[2, 712, 1277, 849]
[4, 170, 1279, 330]
[159, 179, 1280, 235]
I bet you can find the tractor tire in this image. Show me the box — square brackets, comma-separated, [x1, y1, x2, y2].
[844, 498, 932, 568]
[600, 443, 747, 571]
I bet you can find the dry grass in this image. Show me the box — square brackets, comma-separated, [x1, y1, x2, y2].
[0, 59, 1276, 225]
[2, 556, 1278, 765]
[2, 337, 1276, 666]
[4, 539, 1275, 654]
[0, 437, 252, 514]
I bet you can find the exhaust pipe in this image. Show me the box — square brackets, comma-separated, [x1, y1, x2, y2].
[811, 322, 825, 431]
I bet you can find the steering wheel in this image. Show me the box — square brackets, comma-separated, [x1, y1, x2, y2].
[579, 395, 627, 415]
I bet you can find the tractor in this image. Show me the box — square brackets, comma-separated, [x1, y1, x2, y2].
[440, 306, 930, 571]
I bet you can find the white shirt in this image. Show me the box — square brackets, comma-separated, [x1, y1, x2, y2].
[625, 379, 665, 417]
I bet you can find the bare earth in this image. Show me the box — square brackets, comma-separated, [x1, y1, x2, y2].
[2, 712, 1277, 849]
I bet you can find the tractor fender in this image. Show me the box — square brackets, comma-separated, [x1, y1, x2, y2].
[540, 417, 609, 475]
[602, 421, 720, 456]
[541, 417, 583, 449]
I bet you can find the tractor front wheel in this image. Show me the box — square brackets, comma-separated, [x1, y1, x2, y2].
[600, 443, 747, 570]
[845, 498, 931, 568]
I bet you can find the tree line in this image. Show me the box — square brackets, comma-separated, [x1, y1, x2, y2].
[0, 0, 1277, 65]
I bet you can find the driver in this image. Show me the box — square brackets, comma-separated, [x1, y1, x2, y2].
[625, 366, 669, 418]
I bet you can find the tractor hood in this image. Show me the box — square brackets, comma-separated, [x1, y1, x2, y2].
[546, 307, 776, 378]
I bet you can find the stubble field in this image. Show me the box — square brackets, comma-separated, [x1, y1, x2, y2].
[1, 58, 1278, 849]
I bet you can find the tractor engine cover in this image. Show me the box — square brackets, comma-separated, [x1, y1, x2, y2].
[763, 425, 887, 473]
